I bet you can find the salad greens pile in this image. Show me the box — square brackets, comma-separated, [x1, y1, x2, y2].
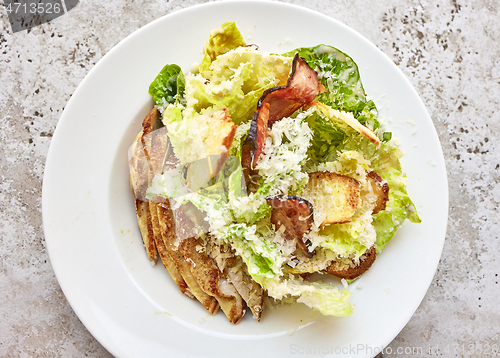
[146, 22, 420, 317]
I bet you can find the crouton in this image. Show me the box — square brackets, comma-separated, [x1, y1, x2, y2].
[324, 246, 377, 280]
[302, 172, 361, 226]
[185, 108, 237, 190]
[202, 108, 237, 158]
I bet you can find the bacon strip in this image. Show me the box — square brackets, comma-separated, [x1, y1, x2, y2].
[242, 54, 326, 182]
[247, 102, 270, 167]
[367, 171, 389, 214]
[266, 195, 314, 257]
[241, 105, 269, 192]
[259, 54, 326, 127]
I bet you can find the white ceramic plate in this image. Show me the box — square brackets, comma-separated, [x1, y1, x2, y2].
[42, 1, 448, 357]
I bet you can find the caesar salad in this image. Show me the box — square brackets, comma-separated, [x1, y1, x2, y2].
[128, 22, 420, 324]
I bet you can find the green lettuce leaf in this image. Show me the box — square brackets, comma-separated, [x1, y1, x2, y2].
[199, 21, 246, 74]
[338, 139, 421, 253]
[228, 121, 250, 158]
[283, 45, 386, 134]
[301, 106, 419, 256]
[148, 64, 186, 106]
[186, 48, 292, 124]
[306, 110, 347, 164]
[369, 144, 421, 252]
[263, 277, 353, 316]
[316, 225, 368, 257]
[221, 223, 283, 279]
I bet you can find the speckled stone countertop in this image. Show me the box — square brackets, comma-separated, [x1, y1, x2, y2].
[1, 0, 499, 357]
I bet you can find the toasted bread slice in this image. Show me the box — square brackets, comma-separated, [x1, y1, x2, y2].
[367, 171, 389, 214]
[183, 108, 237, 191]
[324, 246, 377, 280]
[156, 201, 219, 314]
[302, 172, 361, 226]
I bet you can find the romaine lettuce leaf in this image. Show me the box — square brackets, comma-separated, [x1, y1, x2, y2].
[306, 111, 347, 164]
[164, 111, 207, 164]
[162, 103, 184, 124]
[369, 144, 421, 252]
[186, 47, 293, 124]
[199, 21, 247, 74]
[315, 222, 369, 257]
[301, 106, 419, 256]
[228, 121, 250, 158]
[221, 223, 284, 279]
[282, 45, 376, 125]
[263, 276, 353, 316]
[148, 64, 186, 107]
[337, 138, 421, 253]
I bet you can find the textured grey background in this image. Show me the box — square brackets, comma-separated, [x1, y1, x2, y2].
[4, 0, 65, 33]
[1, 0, 499, 357]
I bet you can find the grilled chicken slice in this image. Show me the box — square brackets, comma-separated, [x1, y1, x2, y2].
[180, 234, 244, 324]
[156, 201, 219, 314]
[146, 126, 190, 295]
[153, 232, 192, 298]
[129, 109, 192, 295]
[367, 171, 390, 214]
[129, 108, 163, 263]
[227, 257, 264, 321]
[324, 246, 377, 280]
[209, 241, 264, 321]
[173, 206, 244, 324]
[266, 195, 314, 257]
[132, 197, 157, 263]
